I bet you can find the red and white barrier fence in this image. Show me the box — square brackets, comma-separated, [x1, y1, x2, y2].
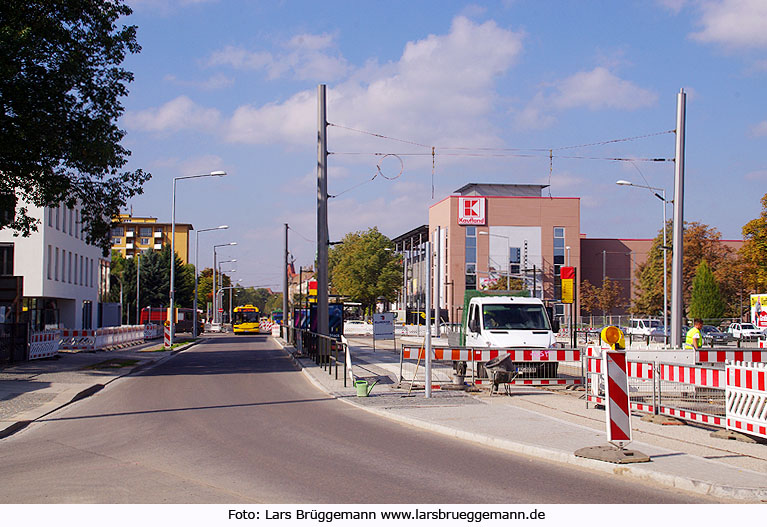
[401, 346, 582, 387]
[59, 326, 147, 352]
[29, 330, 61, 360]
[261, 320, 273, 333]
[144, 323, 162, 340]
[726, 361, 767, 439]
[697, 350, 766, 363]
[586, 351, 767, 437]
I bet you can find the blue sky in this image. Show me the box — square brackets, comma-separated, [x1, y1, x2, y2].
[119, 0, 767, 290]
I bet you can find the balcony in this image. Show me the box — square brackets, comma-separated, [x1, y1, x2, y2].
[154, 243, 162, 250]
[154, 231, 162, 238]
[125, 243, 134, 250]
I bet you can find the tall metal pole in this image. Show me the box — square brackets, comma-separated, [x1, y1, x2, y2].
[661, 190, 668, 347]
[283, 223, 289, 332]
[136, 253, 140, 326]
[169, 178, 177, 346]
[212, 248, 217, 325]
[671, 89, 686, 348]
[194, 229, 200, 337]
[434, 226, 441, 334]
[317, 84, 329, 337]
[424, 241, 432, 398]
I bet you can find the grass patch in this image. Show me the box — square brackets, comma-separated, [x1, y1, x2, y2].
[142, 339, 197, 352]
[82, 359, 139, 370]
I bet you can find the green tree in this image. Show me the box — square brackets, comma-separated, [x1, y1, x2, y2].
[196, 267, 232, 315]
[328, 227, 403, 315]
[740, 193, 767, 292]
[0, 1, 150, 251]
[483, 276, 524, 291]
[689, 260, 726, 323]
[597, 278, 624, 315]
[265, 293, 283, 314]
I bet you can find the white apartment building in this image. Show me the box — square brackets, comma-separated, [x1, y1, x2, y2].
[0, 203, 107, 330]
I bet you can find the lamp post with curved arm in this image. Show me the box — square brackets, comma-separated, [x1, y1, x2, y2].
[193, 225, 228, 337]
[169, 170, 226, 346]
[617, 179, 669, 345]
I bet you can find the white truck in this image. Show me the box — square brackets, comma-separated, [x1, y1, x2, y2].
[459, 293, 560, 379]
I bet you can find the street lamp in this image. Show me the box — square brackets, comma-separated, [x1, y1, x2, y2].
[219, 259, 237, 323]
[616, 179, 669, 345]
[213, 242, 237, 325]
[478, 231, 510, 290]
[194, 225, 228, 337]
[170, 170, 226, 346]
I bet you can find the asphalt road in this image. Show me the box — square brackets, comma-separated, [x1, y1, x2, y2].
[0, 334, 718, 503]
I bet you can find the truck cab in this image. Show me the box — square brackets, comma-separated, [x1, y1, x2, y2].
[464, 296, 557, 348]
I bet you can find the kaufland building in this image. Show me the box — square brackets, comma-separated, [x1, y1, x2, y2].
[391, 183, 740, 323]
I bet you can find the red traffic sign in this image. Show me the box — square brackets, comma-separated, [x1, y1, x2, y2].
[218, 308, 224, 313]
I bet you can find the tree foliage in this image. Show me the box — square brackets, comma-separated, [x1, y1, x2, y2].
[0, 1, 150, 252]
[109, 245, 194, 323]
[689, 260, 725, 323]
[633, 221, 736, 316]
[740, 193, 767, 293]
[328, 227, 402, 314]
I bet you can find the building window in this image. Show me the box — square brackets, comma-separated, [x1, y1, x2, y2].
[465, 226, 477, 291]
[48, 207, 54, 227]
[62, 250, 66, 282]
[111, 226, 124, 237]
[139, 237, 150, 245]
[509, 247, 521, 275]
[68, 251, 72, 283]
[55, 206, 60, 230]
[74, 209, 79, 239]
[47, 245, 52, 279]
[0, 243, 13, 275]
[55, 248, 59, 280]
[80, 255, 84, 285]
[112, 237, 122, 245]
[139, 227, 152, 237]
[74, 254, 78, 285]
[553, 227, 565, 300]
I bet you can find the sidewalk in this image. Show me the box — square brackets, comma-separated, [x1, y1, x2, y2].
[0, 337, 201, 439]
[278, 334, 767, 503]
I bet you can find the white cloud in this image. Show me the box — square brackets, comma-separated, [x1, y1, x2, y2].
[124, 95, 222, 133]
[516, 67, 658, 129]
[690, 0, 767, 49]
[655, 0, 689, 14]
[751, 120, 767, 136]
[130, 17, 524, 152]
[224, 16, 524, 148]
[552, 67, 658, 110]
[745, 169, 767, 181]
[207, 32, 349, 81]
[164, 73, 234, 91]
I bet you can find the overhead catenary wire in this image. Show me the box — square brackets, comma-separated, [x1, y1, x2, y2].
[326, 122, 674, 198]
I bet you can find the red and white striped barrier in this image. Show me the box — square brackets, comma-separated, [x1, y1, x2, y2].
[261, 320, 273, 333]
[163, 325, 172, 347]
[59, 329, 96, 351]
[475, 378, 583, 386]
[401, 347, 581, 362]
[697, 350, 766, 363]
[726, 361, 767, 439]
[144, 323, 162, 340]
[660, 363, 724, 388]
[29, 330, 61, 359]
[605, 351, 632, 443]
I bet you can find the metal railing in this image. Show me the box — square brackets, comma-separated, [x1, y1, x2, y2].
[283, 325, 348, 387]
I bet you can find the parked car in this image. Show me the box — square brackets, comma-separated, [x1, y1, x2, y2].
[701, 325, 732, 347]
[727, 322, 763, 341]
[627, 318, 662, 336]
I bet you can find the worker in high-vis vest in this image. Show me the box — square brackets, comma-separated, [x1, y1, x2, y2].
[684, 318, 704, 350]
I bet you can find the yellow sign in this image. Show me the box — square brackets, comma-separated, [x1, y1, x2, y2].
[561, 279, 574, 304]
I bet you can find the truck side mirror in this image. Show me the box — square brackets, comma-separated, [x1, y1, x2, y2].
[469, 318, 479, 333]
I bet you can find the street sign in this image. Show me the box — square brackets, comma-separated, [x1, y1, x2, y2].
[560, 266, 575, 304]
[373, 312, 395, 340]
[218, 308, 223, 313]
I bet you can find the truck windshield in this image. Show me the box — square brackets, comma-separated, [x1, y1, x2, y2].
[482, 304, 551, 331]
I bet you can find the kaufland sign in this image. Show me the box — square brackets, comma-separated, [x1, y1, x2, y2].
[458, 197, 486, 225]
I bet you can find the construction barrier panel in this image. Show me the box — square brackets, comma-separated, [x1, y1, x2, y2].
[585, 350, 767, 436]
[697, 349, 766, 363]
[400, 346, 583, 388]
[29, 330, 61, 360]
[59, 326, 146, 352]
[59, 329, 96, 351]
[144, 323, 162, 340]
[726, 361, 767, 439]
[261, 320, 273, 333]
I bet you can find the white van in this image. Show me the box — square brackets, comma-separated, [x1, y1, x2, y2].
[627, 318, 662, 337]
